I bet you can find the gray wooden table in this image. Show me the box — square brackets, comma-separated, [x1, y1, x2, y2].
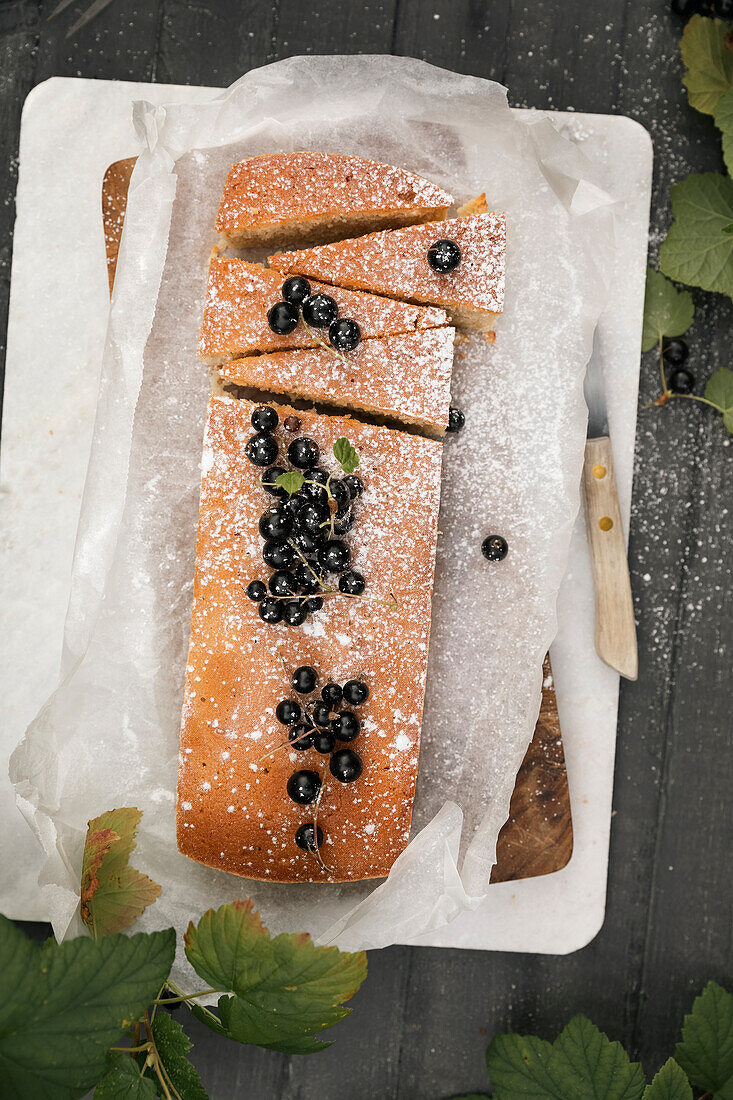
[1, 2, 731, 1097]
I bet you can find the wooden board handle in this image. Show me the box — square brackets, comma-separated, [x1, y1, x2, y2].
[582, 436, 638, 681]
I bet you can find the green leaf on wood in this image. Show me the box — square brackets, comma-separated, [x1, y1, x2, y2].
[705, 368, 733, 433]
[486, 1015, 645, 1100]
[659, 173, 733, 299]
[641, 267, 694, 352]
[715, 86, 733, 175]
[0, 916, 175, 1100]
[641, 1058, 692, 1100]
[81, 808, 161, 938]
[94, 1053, 157, 1099]
[274, 471, 305, 496]
[681, 15, 733, 116]
[675, 981, 733, 1095]
[184, 900, 367, 1054]
[148, 1012, 209, 1099]
[333, 437, 360, 475]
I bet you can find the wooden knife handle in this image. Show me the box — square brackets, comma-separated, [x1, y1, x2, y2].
[582, 436, 638, 681]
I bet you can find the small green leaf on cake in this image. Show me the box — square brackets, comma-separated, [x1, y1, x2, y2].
[675, 980, 733, 1093]
[715, 87, 733, 174]
[641, 1058, 692, 1100]
[184, 899, 367, 1054]
[333, 437, 360, 475]
[659, 173, 733, 299]
[275, 470, 305, 496]
[80, 807, 161, 938]
[681, 15, 733, 116]
[641, 267, 694, 352]
[704, 368, 733, 433]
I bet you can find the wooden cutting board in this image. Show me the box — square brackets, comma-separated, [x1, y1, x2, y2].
[102, 158, 572, 884]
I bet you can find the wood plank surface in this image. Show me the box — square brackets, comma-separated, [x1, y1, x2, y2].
[101, 155, 573, 887]
[3, 2, 732, 1098]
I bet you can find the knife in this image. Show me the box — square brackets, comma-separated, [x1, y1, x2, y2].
[582, 341, 638, 681]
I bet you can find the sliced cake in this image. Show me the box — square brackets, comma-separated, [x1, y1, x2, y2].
[177, 396, 444, 883]
[269, 212, 506, 332]
[218, 327, 455, 434]
[215, 151, 454, 249]
[199, 257, 448, 363]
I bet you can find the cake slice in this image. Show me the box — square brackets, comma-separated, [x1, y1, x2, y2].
[219, 327, 455, 434]
[199, 257, 448, 363]
[269, 212, 506, 332]
[177, 395, 443, 883]
[215, 151, 454, 249]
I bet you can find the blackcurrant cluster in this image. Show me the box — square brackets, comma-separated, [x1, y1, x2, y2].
[663, 338, 695, 395]
[244, 405, 366, 625]
[267, 276, 362, 353]
[279, 665, 369, 854]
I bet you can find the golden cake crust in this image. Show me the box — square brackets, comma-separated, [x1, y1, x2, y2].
[269, 212, 506, 330]
[215, 151, 454, 248]
[199, 258, 448, 362]
[177, 396, 444, 883]
[218, 327, 455, 434]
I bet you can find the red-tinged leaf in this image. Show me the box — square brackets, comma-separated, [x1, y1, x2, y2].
[80, 808, 161, 937]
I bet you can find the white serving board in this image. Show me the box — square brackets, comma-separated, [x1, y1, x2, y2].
[0, 77, 651, 952]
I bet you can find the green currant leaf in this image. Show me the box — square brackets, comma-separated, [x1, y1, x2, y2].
[715, 87, 733, 175]
[705, 369, 733, 433]
[681, 15, 733, 116]
[641, 267, 694, 352]
[94, 1053, 157, 1099]
[274, 471, 304, 496]
[641, 1059, 692, 1100]
[184, 900, 367, 1054]
[81, 807, 161, 937]
[0, 916, 175, 1100]
[333, 437, 360, 475]
[675, 981, 733, 1095]
[486, 1032, 558, 1097]
[148, 1013, 209, 1099]
[659, 173, 733, 299]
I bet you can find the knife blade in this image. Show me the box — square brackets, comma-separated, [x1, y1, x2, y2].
[581, 338, 638, 680]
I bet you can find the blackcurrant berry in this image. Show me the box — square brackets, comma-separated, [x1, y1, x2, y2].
[284, 600, 308, 626]
[246, 579, 267, 602]
[313, 730, 336, 754]
[329, 318, 362, 352]
[258, 597, 284, 624]
[447, 407, 465, 433]
[329, 748, 363, 783]
[293, 562, 321, 595]
[292, 665, 318, 694]
[300, 470, 329, 505]
[343, 474, 364, 499]
[289, 724, 315, 751]
[301, 293, 338, 328]
[263, 540, 295, 569]
[321, 682, 343, 706]
[251, 405, 278, 432]
[427, 238, 461, 273]
[269, 569, 298, 597]
[332, 511, 355, 536]
[331, 711, 360, 743]
[330, 479, 351, 516]
[282, 275, 311, 306]
[311, 700, 332, 728]
[343, 679, 369, 706]
[663, 338, 689, 367]
[481, 535, 508, 562]
[318, 539, 351, 574]
[287, 769, 321, 804]
[296, 502, 330, 537]
[295, 822, 323, 851]
[276, 698, 301, 725]
[284, 415, 301, 432]
[262, 465, 287, 497]
[305, 596, 324, 613]
[669, 369, 695, 394]
[259, 505, 294, 542]
[246, 431, 279, 467]
[288, 437, 320, 469]
[291, 530, 319, 557]
[339, 570, 365, 595]
[267, 301, 299, 335]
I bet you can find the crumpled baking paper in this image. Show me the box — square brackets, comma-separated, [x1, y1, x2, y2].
[10, 56, 614, 980]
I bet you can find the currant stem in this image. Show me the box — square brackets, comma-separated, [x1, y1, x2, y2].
[301, 315, 348, 366]
[154, 988, 218, 1005]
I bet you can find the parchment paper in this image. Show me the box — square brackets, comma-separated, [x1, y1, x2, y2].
[10, 56, 614, 981]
